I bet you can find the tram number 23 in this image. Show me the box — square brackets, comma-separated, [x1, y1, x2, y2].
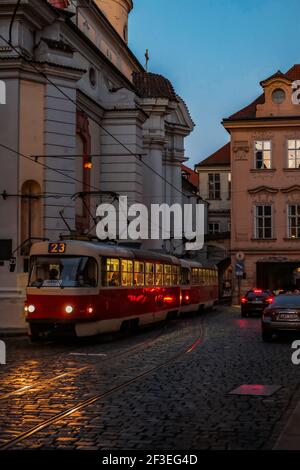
[48, 243, 66, 254]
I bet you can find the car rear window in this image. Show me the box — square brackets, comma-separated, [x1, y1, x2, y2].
[246, 292, 270, 300]
[272, 295, 300, 307]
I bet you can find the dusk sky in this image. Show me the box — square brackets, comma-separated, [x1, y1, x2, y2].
[129, 0, 300, 167]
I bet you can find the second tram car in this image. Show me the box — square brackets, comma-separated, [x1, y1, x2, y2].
[24, 240, 218, 339]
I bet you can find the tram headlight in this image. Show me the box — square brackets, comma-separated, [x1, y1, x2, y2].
[87, 306, 94, 315]
[28, 305, 35, 313]
[65, 305, 73, 314]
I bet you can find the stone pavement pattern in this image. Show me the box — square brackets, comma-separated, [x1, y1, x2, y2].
[1, 306, 300, 450]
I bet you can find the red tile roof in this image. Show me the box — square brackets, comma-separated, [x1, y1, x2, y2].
[196, 142, 231, 167]
[225, 65, 300, 121]
[181, 164, 199, 188]
[132, 72, 178, 101]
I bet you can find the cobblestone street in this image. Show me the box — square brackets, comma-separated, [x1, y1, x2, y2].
[1, 306, 300, 450]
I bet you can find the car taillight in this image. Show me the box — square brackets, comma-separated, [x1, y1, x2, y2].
[253, 289, 263, 293]
[266, 297, 274, 304]
[241, 297, 247, 303]
[263, 308, 276, 318]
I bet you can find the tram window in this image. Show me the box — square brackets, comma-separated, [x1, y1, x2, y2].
[29, 256, 98, 288]
[191, 268, 198, 285]
[164, 265, 172, 286]
[145, 262, 154, 286]
[155, 264, 163, 286]
[199, 268, 204, 285]
[121, 259, 133, 286]
[181, 268, 190, 285]
[172, 265, 180, 285]
[134, 261, 144, 286]
[206, 269, 210, 285]
[104, 258, 120, 287]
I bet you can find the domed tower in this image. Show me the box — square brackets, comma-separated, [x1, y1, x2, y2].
[95, 0, 133, 43]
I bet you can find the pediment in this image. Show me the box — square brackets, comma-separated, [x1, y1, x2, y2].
[281, 185, 300, 193]
[248, 186, 279, 194]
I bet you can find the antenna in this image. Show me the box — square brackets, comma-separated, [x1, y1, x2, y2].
[145, 49, 149, 72]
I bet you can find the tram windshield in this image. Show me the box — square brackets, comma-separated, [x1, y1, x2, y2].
[29, 256, 98, 288]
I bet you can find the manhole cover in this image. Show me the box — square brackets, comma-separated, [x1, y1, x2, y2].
[229, 384, 281, 396]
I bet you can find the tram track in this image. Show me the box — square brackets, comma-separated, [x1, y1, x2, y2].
[0, 321, 170, 401]
[0, 319, 205, 450]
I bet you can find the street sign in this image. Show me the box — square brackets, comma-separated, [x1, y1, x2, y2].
[235, 260, 244, 277]
[9, 256, 16, 273]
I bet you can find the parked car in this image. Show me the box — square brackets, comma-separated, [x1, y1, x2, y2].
[262, 294, 300, 341]
[241, 289, 274, 317]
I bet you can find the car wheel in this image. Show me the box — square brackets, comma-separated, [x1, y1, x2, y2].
[262, 330, 273, 342]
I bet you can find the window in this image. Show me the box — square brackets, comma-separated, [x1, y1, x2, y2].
[181, 268, 190, 285]
[30, 256, 98, 288]
[272, 88, 286, 104]
[172, 265, 180, 285]
[208, 173, 220, 199]
[155, 264, 163, 286]
[208, 223, 220, 235]
[288, 205, 300, 238]
[199, 268, 205, 285]
[288, 140, 300, 169]
[134, 261, 144, 286]
[254, 205, 273, 239]
[254, 141, 271, 169]
[121, 259, 133, 286]
[191, 268, 198, 285]
[145, 262, 154, 286]
[103, 258, 120, 286]
[164, 265, 172, 286]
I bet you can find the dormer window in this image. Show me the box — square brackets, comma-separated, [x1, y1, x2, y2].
[254, 141, 271, 169]
[272, 88, 286, 104]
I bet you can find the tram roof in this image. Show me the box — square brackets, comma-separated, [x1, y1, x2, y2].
[30, 240, 181, 264]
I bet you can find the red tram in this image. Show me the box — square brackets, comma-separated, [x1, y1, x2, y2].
[24, 240, 218, 340]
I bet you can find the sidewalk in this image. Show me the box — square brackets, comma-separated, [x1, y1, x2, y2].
[274, 401, 300, 449]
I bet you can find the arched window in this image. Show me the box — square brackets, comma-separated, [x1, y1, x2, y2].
[76, 111, 91, 231]
[21, 180, 42, 256]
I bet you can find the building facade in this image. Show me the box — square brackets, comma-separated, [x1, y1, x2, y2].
[195, 143, 231, 271]
[0, 0, 195, 328]
[223, 66, 300, 302]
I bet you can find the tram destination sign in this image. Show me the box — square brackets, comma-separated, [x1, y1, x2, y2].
[48, 243, 66, 254]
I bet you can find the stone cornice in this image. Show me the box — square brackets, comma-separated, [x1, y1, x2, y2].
[223, 116, 300, 130]
[0, 0, 59, 31]
[0, 57, 85, 82]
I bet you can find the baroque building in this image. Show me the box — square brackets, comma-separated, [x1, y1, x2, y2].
[223, 65, 300, 302]
[0, 0, 195, 328]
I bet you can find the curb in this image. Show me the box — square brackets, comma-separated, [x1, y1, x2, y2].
[0, 329, 27, 338]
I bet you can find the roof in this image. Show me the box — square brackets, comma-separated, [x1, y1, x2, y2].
[132, 72, 178, 101]
[196, 142, 231, 168]
[181, 164, 199, 188]
[225, 64, 300, 121]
